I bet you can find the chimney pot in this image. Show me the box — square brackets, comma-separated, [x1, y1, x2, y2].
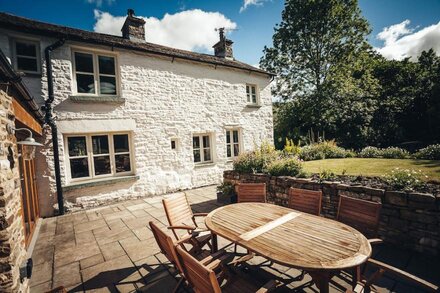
[127, 9, 135, 17]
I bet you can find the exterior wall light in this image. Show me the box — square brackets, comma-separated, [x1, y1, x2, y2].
[6, 124, 43, 160]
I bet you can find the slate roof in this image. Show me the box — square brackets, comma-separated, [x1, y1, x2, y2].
[0, 12, 272, 76]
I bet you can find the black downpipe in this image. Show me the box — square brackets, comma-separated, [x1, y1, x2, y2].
[43, 39, 66, 215]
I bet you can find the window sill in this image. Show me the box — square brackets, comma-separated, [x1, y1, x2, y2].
[21, 71, 42, 77]
[194, 162, 216, 168]
[246, 104, 262, 108]
[70, 95, 125, 104]
[63, 175, 139, 192]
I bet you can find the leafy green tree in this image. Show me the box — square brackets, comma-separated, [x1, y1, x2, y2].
[261, 0, 374, 146]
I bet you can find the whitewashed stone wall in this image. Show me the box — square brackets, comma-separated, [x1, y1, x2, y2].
[0, 32, 273, 216]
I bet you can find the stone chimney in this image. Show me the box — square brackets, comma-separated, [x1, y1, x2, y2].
[121, 9, 146, 42]
[213, 28, 234, 60]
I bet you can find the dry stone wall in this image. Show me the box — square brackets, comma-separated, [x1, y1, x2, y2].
[0, 90, 28, 292]
[224, 170, 440, 256]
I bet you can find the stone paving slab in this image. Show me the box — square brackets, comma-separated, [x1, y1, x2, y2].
[30, 185, 440, 292]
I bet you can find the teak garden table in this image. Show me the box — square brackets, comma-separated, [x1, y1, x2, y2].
[205, 202, 372, 293]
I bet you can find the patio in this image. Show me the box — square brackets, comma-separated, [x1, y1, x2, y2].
[29, 185, 440, 292]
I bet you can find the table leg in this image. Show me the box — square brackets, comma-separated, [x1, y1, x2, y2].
[211, 233, 218, 253]
[308, 271, 330, 293]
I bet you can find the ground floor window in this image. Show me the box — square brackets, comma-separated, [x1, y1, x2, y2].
[226, 129, 241, 159]
[65, 132, 133, 182]
[193, 134, 212, 164]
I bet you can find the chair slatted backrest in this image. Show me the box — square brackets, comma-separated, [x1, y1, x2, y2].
[163, 193, 194, 240]
[237, 183, 266, 203]
[288, 188, 322, 216]
[337, 195, 382, 238]
[176, 245, 221, 293]
[149, 221, 184, 274]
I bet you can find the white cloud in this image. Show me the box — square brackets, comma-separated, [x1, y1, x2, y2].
[93, 9, 237, 52]
[240, 0, 267, 13]
[376, 20, 440, 60]
[86, 0, 114, 7]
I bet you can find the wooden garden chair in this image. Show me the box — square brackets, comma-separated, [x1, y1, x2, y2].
[176, 245, 279, 293]
[288, 188, 322, 216]
[337, 195, 383, 287]
[150, 221, 254, 293]
[347, 258, 438, 293]
[237, 183, 266, 203]
[337, 195, 382, 244]
[162, 193, 212, 254]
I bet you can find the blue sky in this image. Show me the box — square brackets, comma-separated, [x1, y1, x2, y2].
[1, 0, 440, 64]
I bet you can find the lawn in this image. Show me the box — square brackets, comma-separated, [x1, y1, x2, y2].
[303, 158, 440, 181]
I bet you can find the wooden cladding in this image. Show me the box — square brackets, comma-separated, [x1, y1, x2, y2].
[12, 99, 42, 135]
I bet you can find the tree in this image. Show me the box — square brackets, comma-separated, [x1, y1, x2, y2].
[261, 0, 373, 145]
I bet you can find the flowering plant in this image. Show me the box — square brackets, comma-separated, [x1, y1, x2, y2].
[384, 168, 426, 190]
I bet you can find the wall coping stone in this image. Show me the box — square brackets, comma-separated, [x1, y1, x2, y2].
[69, 95, 126, 104]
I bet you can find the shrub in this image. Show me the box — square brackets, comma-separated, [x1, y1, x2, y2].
[216, 182, 234, 196]
[233, 142, 279, 173]
[317, 169, 337, 183]
[359, 146, 382, 158]
[381, 147, 409, 159]
[384, 168, 426, 190]
[414, 144, 440, 160]
[283, 138, 301, 156]
[265, 157, 303, 177]
[298, 140, 352, 161]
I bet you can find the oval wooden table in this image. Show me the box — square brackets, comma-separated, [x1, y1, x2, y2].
[205, 203, 372, 293]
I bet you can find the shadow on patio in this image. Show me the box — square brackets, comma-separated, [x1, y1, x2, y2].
[29, 185, 440, 292]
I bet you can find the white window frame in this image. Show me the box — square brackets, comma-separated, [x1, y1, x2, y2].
[64, 132, 134, 183]
[72, 49, 119, 96]
[192, 134, 213, 164]
[246, 84, 259, 105]
[11, 38, 41, 74]
[226, 129, 242, 159]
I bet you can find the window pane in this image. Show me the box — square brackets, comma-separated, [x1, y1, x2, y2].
[193, 137, 200, 149]
[92, 135, 109, 154]
[226, 131, 230, 144]
[115, 154, 131, 173]
[17, 57, 38, 72]
[76, 74, 95, 93]
[252, 94, 257, 104]
[251, 86, 256, 94]
[246, 85, 250, 94]
[68, 137, 87, 157]
[203, 149, 211, 161]
[16, 41, 36, 57]
[233, 131, 239, 143]
[99, 76, 116, 95]
[203, 136, 210, 148]
[193, 149, 201, 162]
[114, 135, 129, 153]
[234, 144, 240, 157]
[93, 156, 111, 175]
[171, 140, 176, 149]
[99, 55, 115, 75]
[70, 158, 89, 178]
[75, 52, 94, 73]
[227, 146, 231, 158]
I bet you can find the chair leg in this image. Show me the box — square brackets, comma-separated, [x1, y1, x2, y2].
[172, 278, 184, 293]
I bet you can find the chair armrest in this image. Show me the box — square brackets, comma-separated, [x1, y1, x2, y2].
[193, 213, 208, 217]
[167, 225, 196, 231]
[200, 250, 227, 265]
[175, 234, 193, 245]
[368, 238, 384, 245]
[367, 259, 439, 292]
[206, 259, 222, 270]
[256, 280, 279, 293]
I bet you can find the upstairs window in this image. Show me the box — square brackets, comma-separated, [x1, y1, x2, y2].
[193, 134, 212, 164]
[226, 129, 241, 159]
[65, 133, 132, 182]
[246, 84, 258, 104]
[73, 51, 118, 96]
[12, 39, 40, 73]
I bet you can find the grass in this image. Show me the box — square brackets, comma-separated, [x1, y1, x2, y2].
[302, 158, 440, 181]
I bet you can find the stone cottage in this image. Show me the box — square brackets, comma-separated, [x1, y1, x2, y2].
[0, 11, 274, 218]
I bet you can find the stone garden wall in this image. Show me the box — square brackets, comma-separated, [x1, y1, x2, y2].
[224, 170, 440, 256]
[0, 90, 29, 292]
